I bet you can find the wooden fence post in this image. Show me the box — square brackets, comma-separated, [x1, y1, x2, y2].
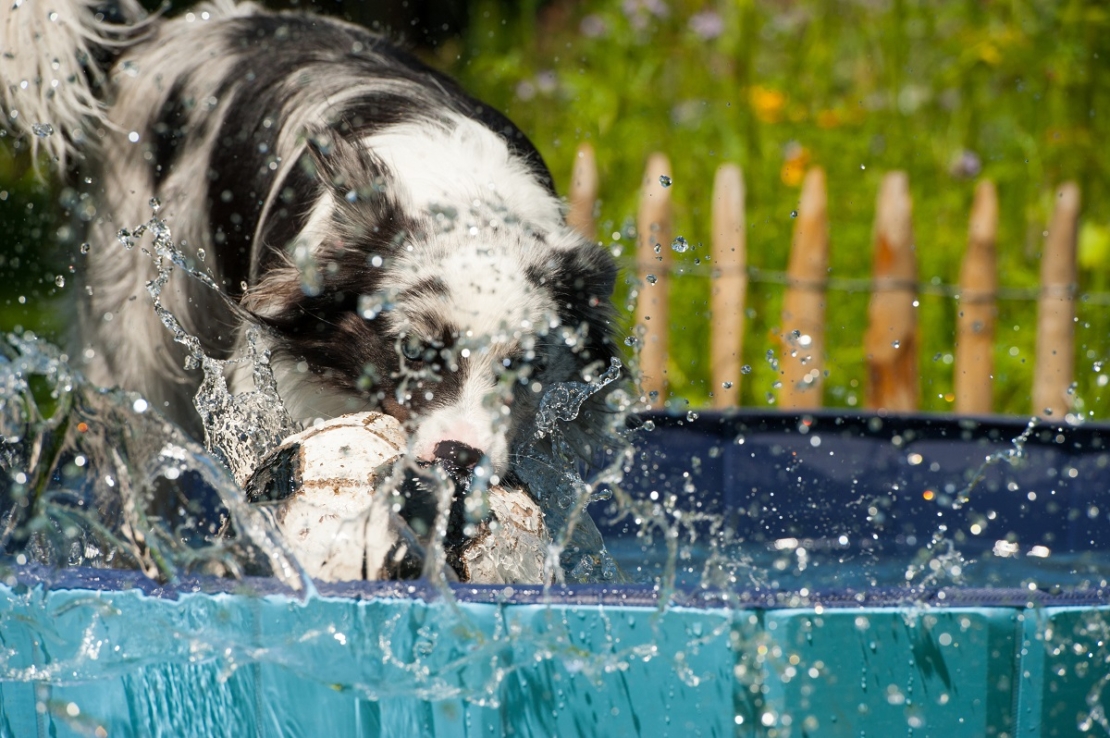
[634, 153, 673, 407]
[865, 171, 919, 412]
[954, 180, 998, 415]
[567, 142, 598, 241]
[1033, 182, 1081, 420]
[779, 167, 828, 409]
[710, 164, 746, 408]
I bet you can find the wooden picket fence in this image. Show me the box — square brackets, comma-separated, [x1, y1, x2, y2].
[566, 143, 1083, 419]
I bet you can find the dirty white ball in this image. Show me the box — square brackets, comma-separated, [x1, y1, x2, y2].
[245, 412, 410, 582]
[245, 411, 552, 585]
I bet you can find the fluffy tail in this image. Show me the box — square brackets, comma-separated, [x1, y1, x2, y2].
[0, 0, 150, 172]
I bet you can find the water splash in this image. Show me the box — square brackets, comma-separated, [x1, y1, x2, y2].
[0, 332, 306, 588]
[514, 358, 627, 584]
[903, 417, 1038, 587]
[123, 205, 297, 486]
[952, 416, 1037, 510]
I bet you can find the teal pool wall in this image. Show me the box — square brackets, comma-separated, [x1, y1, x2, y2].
[0, 581, 1106, 737]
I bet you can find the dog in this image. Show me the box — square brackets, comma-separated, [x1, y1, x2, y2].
[0, 0, 618, 481]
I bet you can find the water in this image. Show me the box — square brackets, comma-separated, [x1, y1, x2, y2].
[0, 331, 307, 588]
[598, 410, 1110, 600]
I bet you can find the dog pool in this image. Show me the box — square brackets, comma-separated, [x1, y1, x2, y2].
[1, 407, 1108, 736]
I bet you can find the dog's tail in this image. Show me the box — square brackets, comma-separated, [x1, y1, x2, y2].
[0, 0, 151, 172]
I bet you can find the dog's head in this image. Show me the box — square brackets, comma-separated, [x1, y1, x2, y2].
[245, 118, 617, 475]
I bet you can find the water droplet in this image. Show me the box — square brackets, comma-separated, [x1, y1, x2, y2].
[31, 123, 53, 137]
[148, 197, 161, 213]
[892, 340, 900, 348]
[790, 210, 798, 218]
[741, 365, 752, 375]
[722, 381, 733, 389]
[659, 175, 672, 188]
[646, 274, 658, 285]
[671, 236, 689, 253]
[54, 275, 64, 288]
[624, 336, 639, 347]
[79, 242, 90, 255]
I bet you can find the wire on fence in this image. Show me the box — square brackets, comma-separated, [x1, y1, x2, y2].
[629, 264, 1104, 304]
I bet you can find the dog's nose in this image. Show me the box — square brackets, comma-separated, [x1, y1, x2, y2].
[432, 440, 483, 471]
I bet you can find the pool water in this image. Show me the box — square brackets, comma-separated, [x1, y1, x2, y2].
[602, 411, 1110, 597]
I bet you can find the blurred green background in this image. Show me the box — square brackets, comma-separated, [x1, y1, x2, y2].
[2, 0, 1108, 417]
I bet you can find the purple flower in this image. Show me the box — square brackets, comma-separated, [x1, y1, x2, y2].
[622, 0, 669, 30]
[515, 80, 536, 101]
[623, 0, 669, 17]
[579, 14, 608, 38]
[949, 150, 982, 179]
[688, 11, 724, 40]
[535, 70, 558, 94]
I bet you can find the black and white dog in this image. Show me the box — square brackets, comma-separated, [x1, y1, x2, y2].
[1, 0, 617, 478]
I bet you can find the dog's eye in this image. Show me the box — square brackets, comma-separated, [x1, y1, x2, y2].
[400, 336, 425, 362]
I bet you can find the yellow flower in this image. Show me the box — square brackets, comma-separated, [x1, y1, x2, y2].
[780, 143, 810, 187]
[977, 42, 1001, 65]
[749, 85, 786, 124]
[816, 109, 840, 129]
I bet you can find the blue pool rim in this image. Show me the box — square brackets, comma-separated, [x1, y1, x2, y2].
[6, 563, 1110, 609]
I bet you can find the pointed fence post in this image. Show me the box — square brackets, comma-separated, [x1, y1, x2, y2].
[634, 153, 673, 407]
[779, 168, 828, 409]
[710, 164, 746, 408]
[865, 172, 919, 412]
[954, 180, 998, 415]
[567, 142, 598, 241]
[1033, 182, 1081, 420]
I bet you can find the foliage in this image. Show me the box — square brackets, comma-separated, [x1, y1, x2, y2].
[442, 0, 1110, 417]
[0, 138, 65, 341]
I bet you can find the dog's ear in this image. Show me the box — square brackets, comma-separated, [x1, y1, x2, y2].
[557, 238, 618, 303]
[302, 130, 391, 196]
[536, 238, 618, 362]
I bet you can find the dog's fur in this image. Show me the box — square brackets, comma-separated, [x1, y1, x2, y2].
[0, 0, 617, 475]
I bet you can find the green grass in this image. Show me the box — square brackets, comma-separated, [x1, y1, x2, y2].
[441, 0, 1110, 417]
